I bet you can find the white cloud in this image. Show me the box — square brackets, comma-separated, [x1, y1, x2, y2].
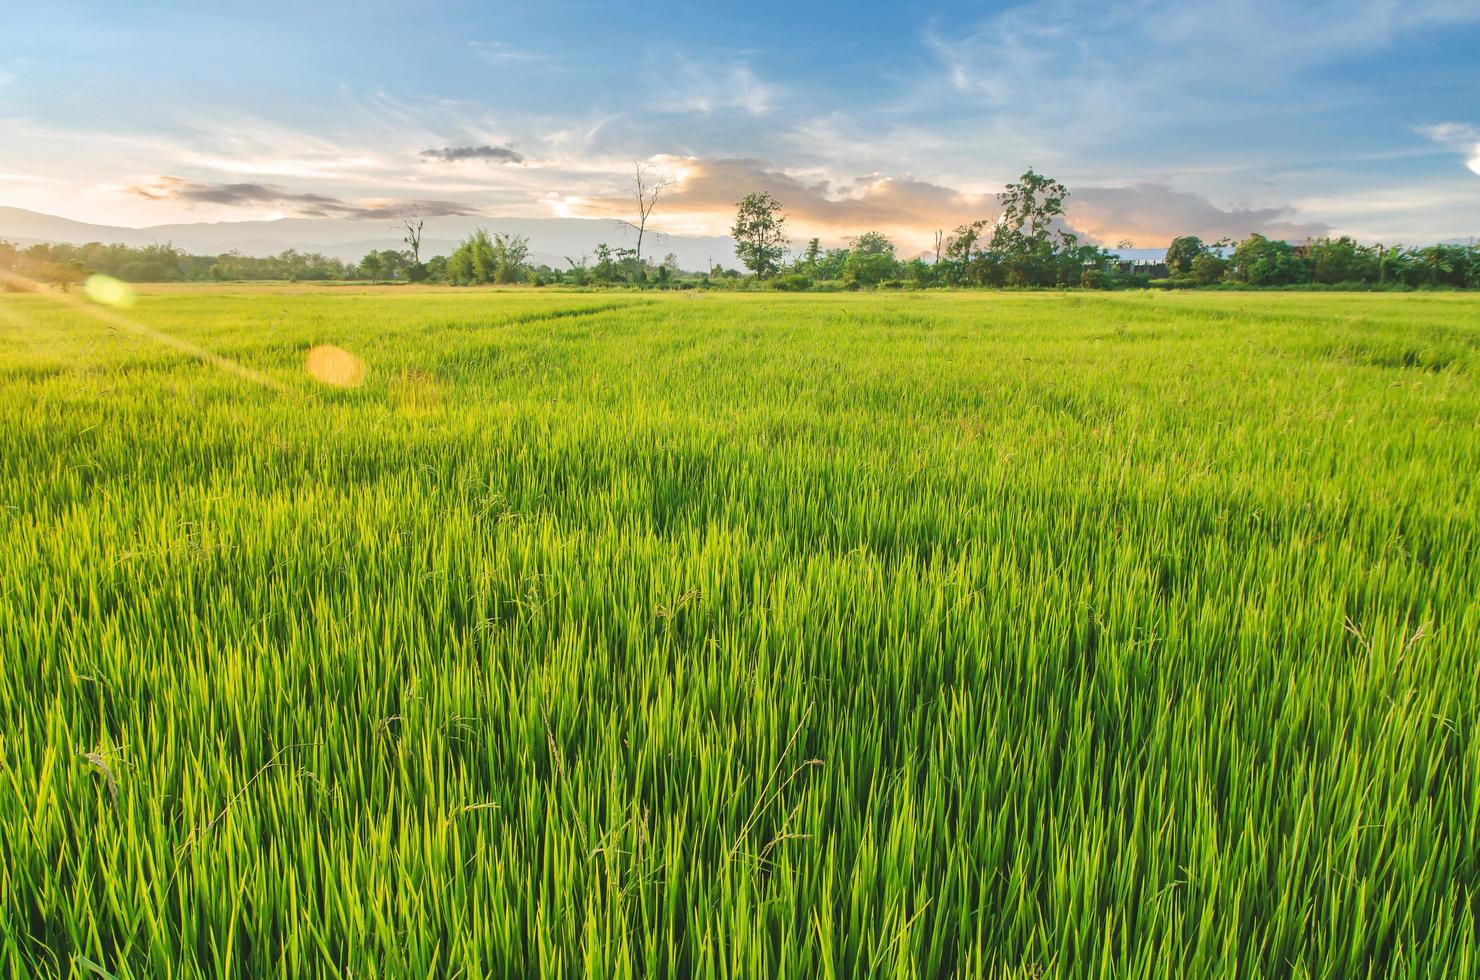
[469, 41, 545, 65]
[660, 56, 778, 116]
[1420, 123, 1480, 176]
[918, 0, 1480, 161]
[3, 11, 1476, 245]
[1293, 180, 1480, 242]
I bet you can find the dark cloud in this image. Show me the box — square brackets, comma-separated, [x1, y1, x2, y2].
[124, 176, 479, 220]
[420, 144, 524, 164]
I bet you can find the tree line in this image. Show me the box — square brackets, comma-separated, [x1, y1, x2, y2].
[724, 170, 1480, 290]
[0, 234, 700, 289]
[4, 167, 1477, 291]
[0, 240, 367, 289]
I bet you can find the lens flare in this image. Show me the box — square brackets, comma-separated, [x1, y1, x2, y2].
[84, 274, 136, 309]
[306, 345, 367, 387]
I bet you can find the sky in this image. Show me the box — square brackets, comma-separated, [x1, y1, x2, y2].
[2, 0, 1479, 251]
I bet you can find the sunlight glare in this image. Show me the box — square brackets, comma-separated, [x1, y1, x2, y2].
[306, 344, 368, 387]
[84, 274, 136, 309]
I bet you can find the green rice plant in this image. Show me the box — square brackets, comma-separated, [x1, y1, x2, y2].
[0, 285, 1476, 977]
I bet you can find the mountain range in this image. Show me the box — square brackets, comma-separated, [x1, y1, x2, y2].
[0, 206, 743, 272]
[8, 206, 1474, 273]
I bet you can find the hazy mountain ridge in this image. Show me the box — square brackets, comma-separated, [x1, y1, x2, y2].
[17, 206, 1455, 270]
[0, 207, 742, 271]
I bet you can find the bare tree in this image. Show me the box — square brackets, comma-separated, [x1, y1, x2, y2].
[933, 229, 944, 266]
[398, 209, 426, 265]
[614, 162, 673, 281]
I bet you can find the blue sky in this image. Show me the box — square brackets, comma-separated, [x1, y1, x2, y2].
[2, 0, 1478, 248]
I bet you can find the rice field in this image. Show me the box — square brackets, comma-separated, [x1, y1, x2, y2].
[1, 286, 1478, 978]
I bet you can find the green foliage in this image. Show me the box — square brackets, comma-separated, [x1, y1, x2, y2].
[492, 234, 531, 284]
[1410, 244, 1476, 288]
[801, 237, 822, 275]
[808, 247, 849, 281]
[2, 289, 1478, 976]
[990, 168, 1078, 286]
[1165, 235, 1206, 277]
[849, 230, 896, 257]
[359, 251, 386, 281]
[1308, 236, 1377, 285]
[731, 192, 789, 278]
[0, 243, 86, 290]
[840, 231, 900, 287]
[771, 272, 812, 291]
[447, 229, 531, 285]
[905, 257, 935, 287]
[585, 243, 654, 285]
[929, 171, 1116, 288]
[1231, 233, 1306, 286]
[1191, 251, 1228, 285]
[0, 240, 362, 283]
[941, 220, 995, 285]
[995, 167, 1069, 244]
[358, 248, 409, 282]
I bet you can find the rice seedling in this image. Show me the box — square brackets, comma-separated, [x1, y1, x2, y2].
[0, 285, 1476, 977]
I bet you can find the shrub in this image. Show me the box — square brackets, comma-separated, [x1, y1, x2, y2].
[771, 274, 813, 292]
[1191, 253, 1228, 286]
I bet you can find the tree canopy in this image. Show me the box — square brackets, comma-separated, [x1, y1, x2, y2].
[731, 192, 789, 279]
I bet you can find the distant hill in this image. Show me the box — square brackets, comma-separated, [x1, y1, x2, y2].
[0, 206, 742, 272]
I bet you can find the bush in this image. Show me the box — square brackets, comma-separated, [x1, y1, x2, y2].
[843, 250, 899, 287]
[771, 274, 812, 292]
[1191, 253, 1228, 286]
[1165, 236, 1206, 277]
[1231, 234, 1305, 286]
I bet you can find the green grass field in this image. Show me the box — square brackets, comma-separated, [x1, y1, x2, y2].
[2, 287, 1478, 978]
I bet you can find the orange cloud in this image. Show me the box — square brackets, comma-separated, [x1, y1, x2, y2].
[575, 157, 1329, 250]
[575, 157, 990, 251]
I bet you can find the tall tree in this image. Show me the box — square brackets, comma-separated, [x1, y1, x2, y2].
[731, 192, 788, 278]
[1230, 233, 1304, 286]
[490, 233, 531, 284]
[850, 231, 896, 257]
[844, 231, 900, 286]
[991, 168, 1074, 286]
[803, 237, 822, 273]
[944, 220, 989, 284]
[360, 251, 386, 281]
[397, 209, 426, 265]
[616, 162, 673, 282]
[1165, 236, 1206, 277]
[994, 168, 1070, 245]
[564, 253, 591, 286]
